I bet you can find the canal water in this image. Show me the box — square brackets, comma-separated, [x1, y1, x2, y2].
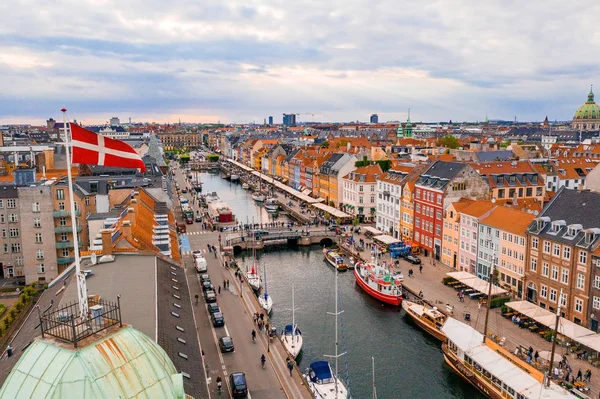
[199, 172, 483, 399]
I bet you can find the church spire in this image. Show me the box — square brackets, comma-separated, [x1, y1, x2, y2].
[588, 85, 595, 103]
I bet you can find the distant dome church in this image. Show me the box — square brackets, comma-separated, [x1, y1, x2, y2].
[572, 86, 600, 131]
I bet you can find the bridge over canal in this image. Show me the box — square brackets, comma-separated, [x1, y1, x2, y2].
[224, 228, 338, 252]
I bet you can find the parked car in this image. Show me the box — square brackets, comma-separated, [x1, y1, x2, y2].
[218, 336, 235, 353]
[182, 189, 187, 194]
[229, 372, 248, 397]
[405, 255, 421, 265]
[211, 312, 225, 327]
[200, 274, 211, 284]
[204, 290, 217, 303]
[195, 216, 202, 222]
[202, 282, 214, 292]
[207, 303, 220, 315]
[328, 224, 340, 231]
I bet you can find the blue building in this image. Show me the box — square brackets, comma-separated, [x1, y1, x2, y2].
[370, 114, 378, 124]
[268, 116, 273, 125]
[283, 113, 296, 126]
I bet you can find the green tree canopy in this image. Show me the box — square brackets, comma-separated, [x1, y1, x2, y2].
[436, 135, 459, 149]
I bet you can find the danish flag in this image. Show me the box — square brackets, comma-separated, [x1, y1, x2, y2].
[70, 123, 146, 172]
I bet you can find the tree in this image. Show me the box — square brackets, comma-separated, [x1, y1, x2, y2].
[207, 154, 220, 162]
[320, 141, 330, 148]
[355, 156, 370, 168]
[375, 160, 391, 172]
[500, 140, 511, 148]
[436, 135, 459, 149]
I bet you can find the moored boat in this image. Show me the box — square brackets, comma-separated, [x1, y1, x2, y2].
[282, 284, 302, 358]
[258, 292, 273, 314]
[323, 249, 348, 271]
[242, 183, 250, 189]
[231, 174, 239, 182]
[402, 300, 447, 340]
[441, 318, 573, 399]
[305, 361, 350, 399]
[264, 198, 279, 211]
[354, 261, 403, 306]
[246, 264, 261, 292]
[252, 192, 266, 202]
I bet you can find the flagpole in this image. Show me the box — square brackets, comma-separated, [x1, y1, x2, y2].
[61, 108, 89, 321]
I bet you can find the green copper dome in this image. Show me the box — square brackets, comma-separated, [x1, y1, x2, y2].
[574, 86, 600, 120]
[0, 325, 186, 399]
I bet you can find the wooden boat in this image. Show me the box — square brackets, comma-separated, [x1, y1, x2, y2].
[402, 300, 446, 340]
[323, 249, 348, 271]
[354, 261, 403, 306]
[441, 318, 573, 399]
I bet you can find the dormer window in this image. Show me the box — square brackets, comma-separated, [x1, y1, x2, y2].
[564, 224, 582, 239]
[548, 220, 565, 235]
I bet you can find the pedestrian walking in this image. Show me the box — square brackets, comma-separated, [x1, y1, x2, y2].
[577, 369, 583, 382]
[218, 286, 221, 294]
[223, 281, 227, 290]
[419, 265, 423, 273]
[534, 351, 539, 363]
[260, 312, 265, 321]
[287, 358, 294, 377]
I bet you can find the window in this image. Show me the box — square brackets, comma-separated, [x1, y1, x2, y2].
[8, 228, 19, 238]
[60, 232, 68, 242]
[551, 265, 559, 280]
[594, 296, 600, 310]
[560, 292, 567, 307]
[0, 200, 3, 208]
[58, 202, 65, 210]
[530, 257, 537, 272]
[6, 199, 16, 208]
[436, 210, 442, 219]
[553, 244, 561, 257]
[561, 268, 569, 284]
[38, 264, 45, 274]
[563, 247, 571, 260]
[36, 249, 44, 260]
[532, 237, 538, 249]
[85, 196, 91, 206]
[577, 273, 585, 290]
[542, 262, 549, 277]
[59, 217, 67, 226]
[543, 241, 551, 254]
[11, 243, 20, 253]
[8, 214, 17, 223]
[540, 285, 548, 298]
[575, 298, 583, 313]
[61, 248, 69, 257]
[34, 218, 41, 228]
[35, 233, 43, 243]
[579, 251, 588, 265]
[549, 288, 557, 302]
[32, 202, 40, 212]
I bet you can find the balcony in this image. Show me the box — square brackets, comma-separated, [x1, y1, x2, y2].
[57, 257, 75, 265]
[53, 210, 81, 218]
[55, 241, 83, 249]
[54, 226, 83, 234]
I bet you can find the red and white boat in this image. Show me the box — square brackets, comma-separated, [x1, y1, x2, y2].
[354, 260, 403, 306]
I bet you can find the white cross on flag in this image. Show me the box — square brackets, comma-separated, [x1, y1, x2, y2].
[70, 123, 146, 172]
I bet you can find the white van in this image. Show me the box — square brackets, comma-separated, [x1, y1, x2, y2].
[194, 254, 208, 273]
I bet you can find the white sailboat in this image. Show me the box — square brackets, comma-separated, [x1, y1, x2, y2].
[252, 178, 265, 202]
[246, 230, 261, 292]
[258, 260, 273, 314]
[282, 284, 303, 358]
[305, 267, 350, 398]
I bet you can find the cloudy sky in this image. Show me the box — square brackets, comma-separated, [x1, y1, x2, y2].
[2, 0, 599, 125]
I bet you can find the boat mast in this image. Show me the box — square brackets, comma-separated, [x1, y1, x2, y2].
[292, 283, 296, 343]
[546, 289, 563, 388]
[372, 357, 377, 399]
[482, 252, 496, 344]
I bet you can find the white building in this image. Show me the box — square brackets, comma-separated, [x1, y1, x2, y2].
[342, 164, 382, 222]
[375, 169, 407, 238]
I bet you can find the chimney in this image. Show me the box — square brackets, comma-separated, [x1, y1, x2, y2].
[122, 220, 132, 240]
[101, 229, 113, 256]
[347, 141, 351, 152]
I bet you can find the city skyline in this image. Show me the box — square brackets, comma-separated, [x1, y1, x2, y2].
[2, 0, 599, 124]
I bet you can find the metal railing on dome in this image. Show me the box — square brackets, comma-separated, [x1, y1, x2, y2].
[39, 296, 122, 348]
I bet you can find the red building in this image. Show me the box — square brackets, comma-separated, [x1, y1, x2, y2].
[414, 161, 490, 259]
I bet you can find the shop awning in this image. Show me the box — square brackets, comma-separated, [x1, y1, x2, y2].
[373, 235, 402, 245]
[446, 271, 508, 296]
[506, 301, 600, 352]
[312, 202, 351, 218]
[363, 226, 384, 236]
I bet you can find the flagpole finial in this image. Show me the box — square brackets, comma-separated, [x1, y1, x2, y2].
[61, 108, 67, 113]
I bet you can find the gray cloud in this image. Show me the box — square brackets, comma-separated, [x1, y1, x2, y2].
[1, 0, 599, 123]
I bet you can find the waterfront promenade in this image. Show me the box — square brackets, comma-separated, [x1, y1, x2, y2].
[344, 229, 600, 397]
